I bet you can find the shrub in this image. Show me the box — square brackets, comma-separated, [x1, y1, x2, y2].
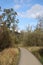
[0, 26, 12, 51]
[39, 48, 43, 56]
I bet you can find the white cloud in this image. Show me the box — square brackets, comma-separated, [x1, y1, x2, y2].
[14, 4, 21, 10]
[18, 4, 43, 18]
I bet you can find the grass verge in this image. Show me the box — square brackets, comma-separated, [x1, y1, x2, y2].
[26, 46, 43, 64]
[0, 48, 20, 65]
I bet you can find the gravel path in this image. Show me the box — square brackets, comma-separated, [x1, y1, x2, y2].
[19, 48, 42, 65]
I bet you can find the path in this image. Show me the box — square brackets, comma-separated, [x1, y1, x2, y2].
[19, 48, 42, 65]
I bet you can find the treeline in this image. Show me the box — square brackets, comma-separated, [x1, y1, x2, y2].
[0, 25, 43, 49]
[19, 31, 43, 46]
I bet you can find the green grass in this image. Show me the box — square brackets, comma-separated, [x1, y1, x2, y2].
[40, 56, 43, 64]
[0, 48, 20, 65]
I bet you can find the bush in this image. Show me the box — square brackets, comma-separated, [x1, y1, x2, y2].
[0, 26, 12, 51]
[39, 48, 43, 56]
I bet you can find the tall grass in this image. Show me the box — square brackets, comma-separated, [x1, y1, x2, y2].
[0, 48, 20, 65]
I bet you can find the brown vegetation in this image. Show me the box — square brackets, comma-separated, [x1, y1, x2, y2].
[19, 31, 43, 46]
[0, 48, 20, 65]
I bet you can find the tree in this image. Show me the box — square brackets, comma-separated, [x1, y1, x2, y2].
[35, 16, 43, 32]
[0, 7, 19, 31]
[0, 7, 19, 51]
[26, 24, 32, 32]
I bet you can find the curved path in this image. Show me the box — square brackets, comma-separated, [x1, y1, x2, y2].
[19, 48, 42, 65]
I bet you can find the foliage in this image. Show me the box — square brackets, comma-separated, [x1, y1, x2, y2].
[0, 7, 19, 50]
[19, 31, 43, 46]
[38, 48, 43, 56]
[0, 7, 18, 31]
[0, 25, 12, 51]
[35, 16, 43, 32]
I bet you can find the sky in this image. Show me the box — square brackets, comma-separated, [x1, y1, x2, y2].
[0, 0, 43, 31]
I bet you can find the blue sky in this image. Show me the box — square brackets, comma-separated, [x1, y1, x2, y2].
[0, 0, 43, 31]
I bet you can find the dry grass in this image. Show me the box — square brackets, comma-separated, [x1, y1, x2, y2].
[0, 48, 20, 65]
[27, 46, 43, 52]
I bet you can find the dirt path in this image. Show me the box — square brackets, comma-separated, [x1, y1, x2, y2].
[19, 48, 42, 65]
